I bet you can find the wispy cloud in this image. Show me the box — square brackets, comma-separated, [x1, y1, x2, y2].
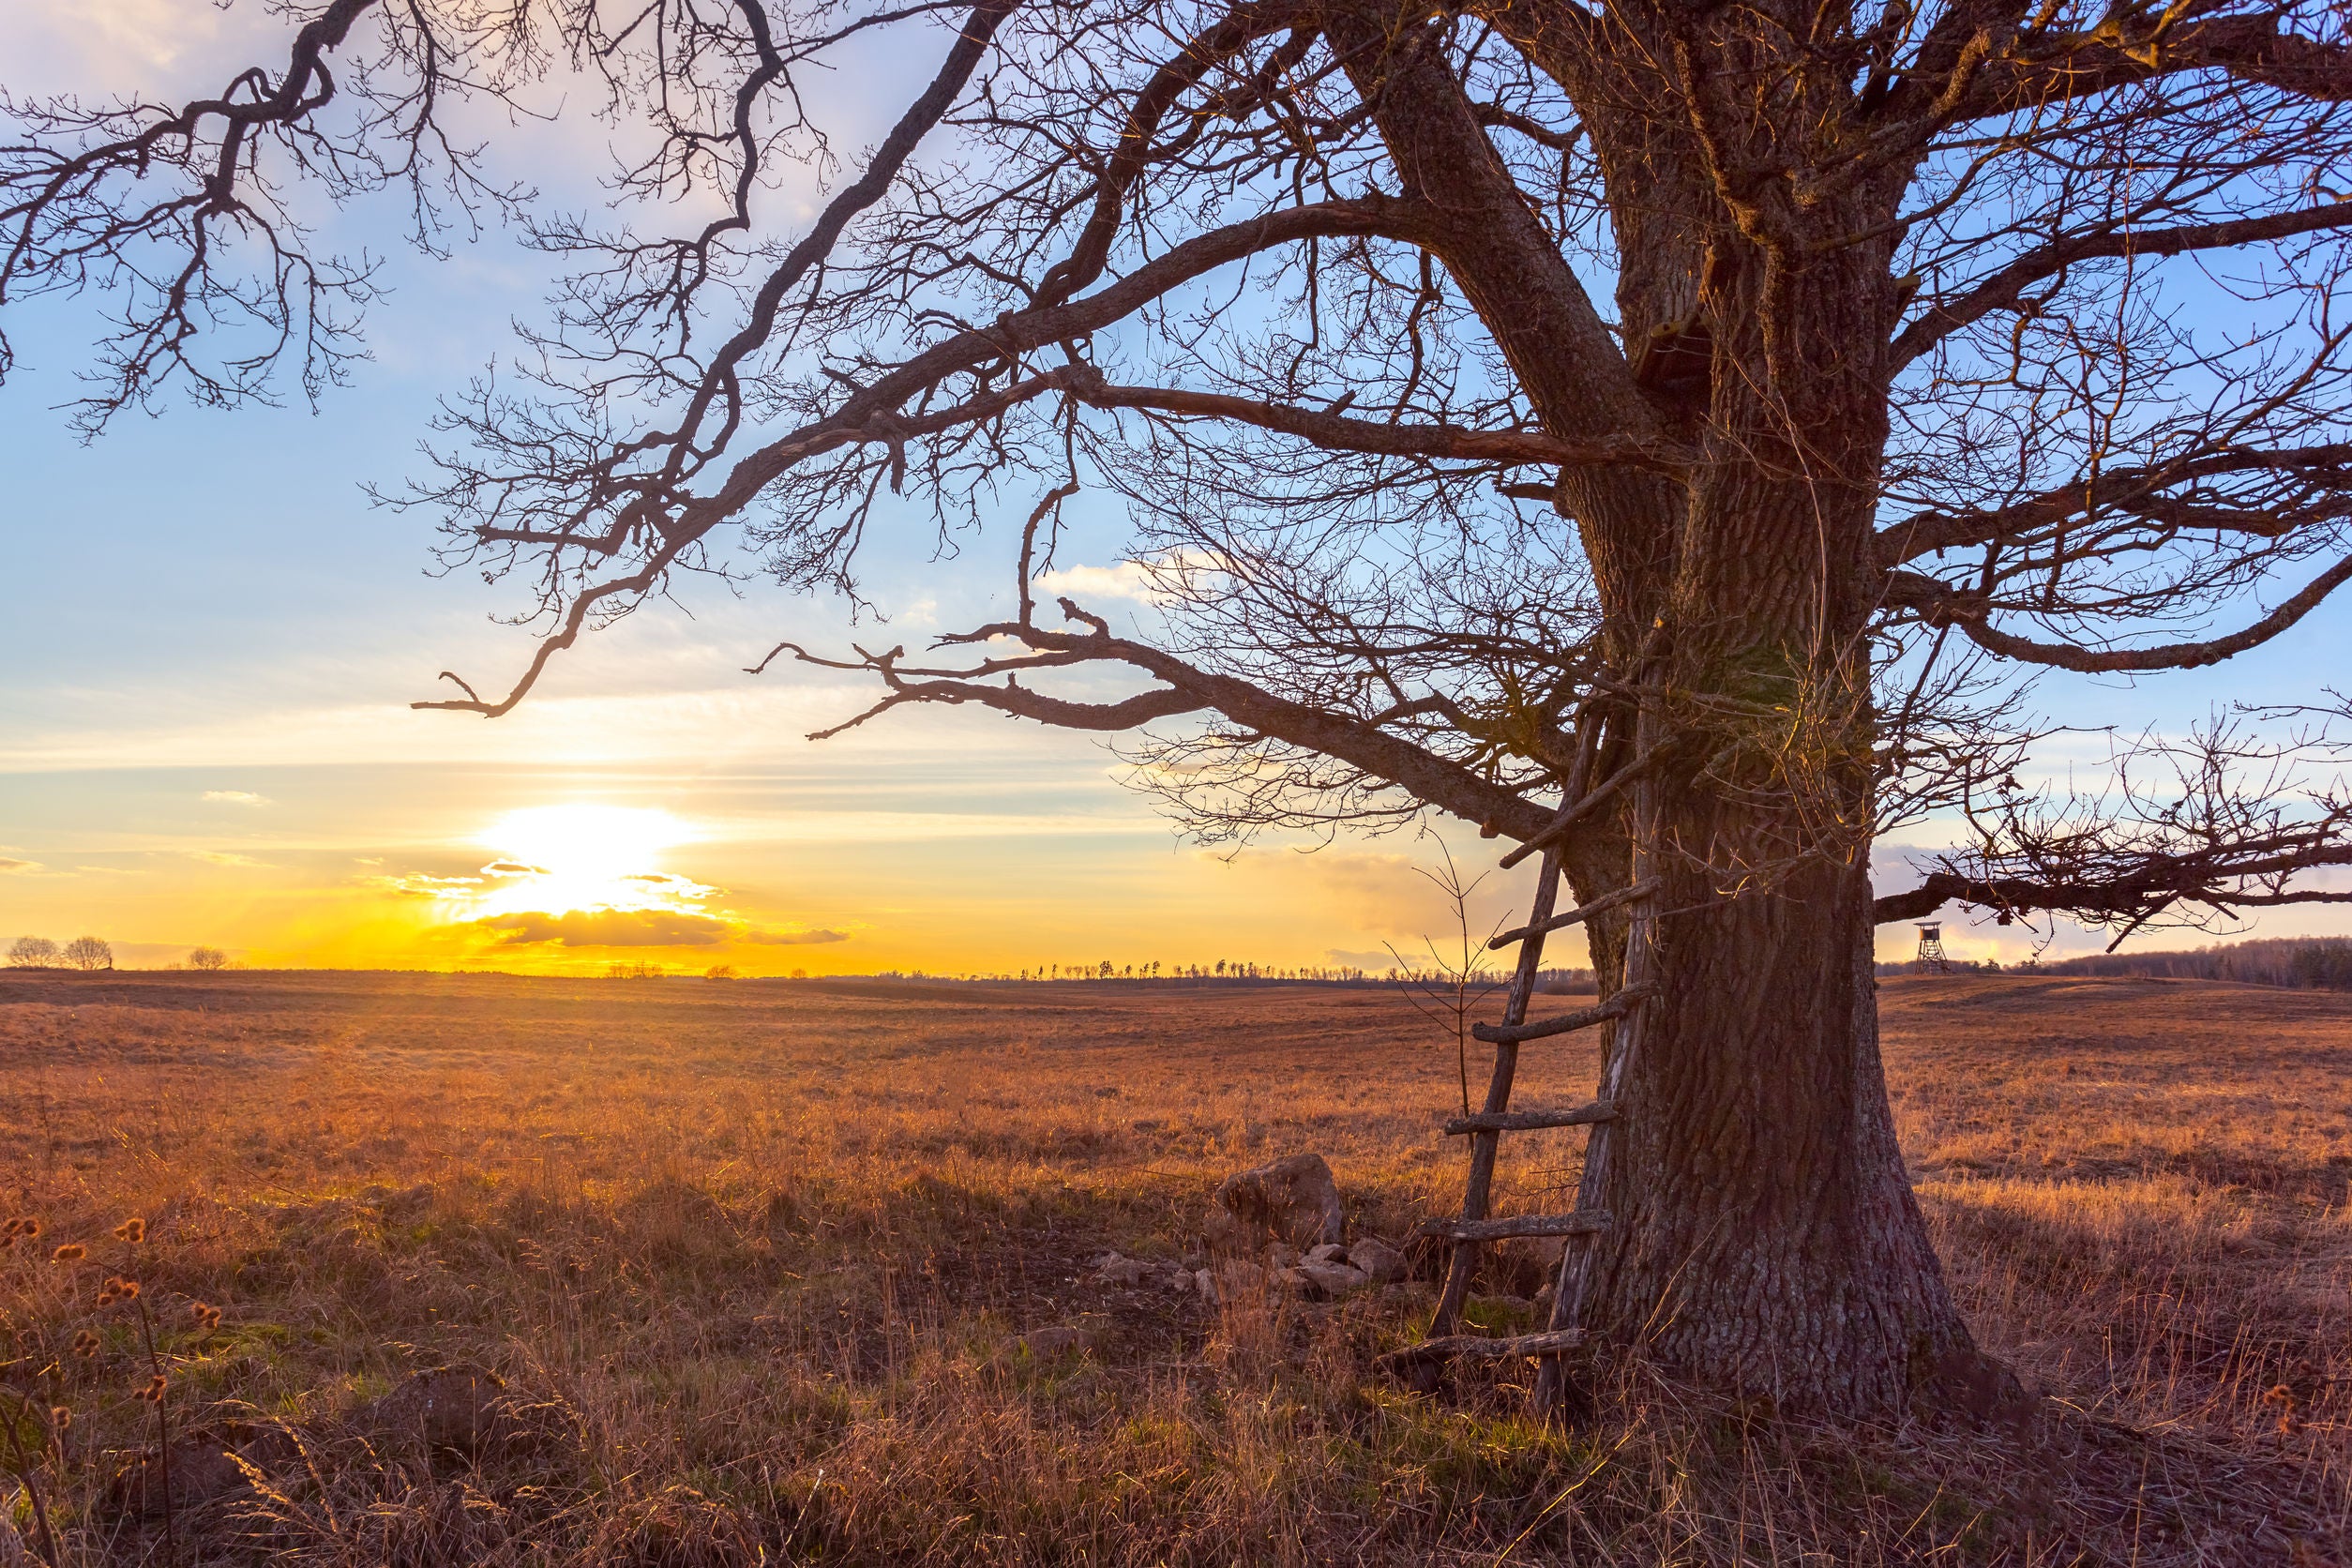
[188, 850, 272, 868]
[369, 872, 484, 897]
[745, 927, 850, 946]
[623, 870, 719, 899]
[0, 857, 40, 875]
[201, 790, 271, 807]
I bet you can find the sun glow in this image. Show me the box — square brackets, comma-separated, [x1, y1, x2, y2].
[475, 805, 701, 915]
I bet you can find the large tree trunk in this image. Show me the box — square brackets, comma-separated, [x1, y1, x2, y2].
[1333, 0, 2001, 1415]
[1547, 231, 1999, 1415]
[1560, 847, 1978, 1413]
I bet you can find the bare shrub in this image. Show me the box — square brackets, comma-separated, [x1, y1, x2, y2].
[7, 936, 57, 969]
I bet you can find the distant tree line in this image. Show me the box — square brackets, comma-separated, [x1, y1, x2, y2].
[981, 961, 1598, 988]
[2037, 938, 2352, 991]
[1876, 956, 2013, 978]
[1877, 937, 2352, 989]
[1012, 960, 1379, 983]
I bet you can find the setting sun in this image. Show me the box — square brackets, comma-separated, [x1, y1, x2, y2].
[476, 805, 699, 916]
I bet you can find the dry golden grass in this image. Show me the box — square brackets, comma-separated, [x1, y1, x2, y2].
[0, 969, 2344, 1564]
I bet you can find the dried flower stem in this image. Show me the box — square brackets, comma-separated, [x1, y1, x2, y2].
[131, 1289, 176, 1565]
[0, 1385, 64, 1568]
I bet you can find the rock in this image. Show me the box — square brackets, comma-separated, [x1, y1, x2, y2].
[1012, 1326, 1094, 1360]
[102, 1420, 304, 1517]
[1347, 1237, 1408, 1284]
[1296, 1261, 1371, 1297]
[356, 1365, 547, 1458]
[1208, 1260, 1268, 1304]
[1209, 1152, 1346, 1250]
[1305, 1243, 1349, 1264]
[1092, 1256, 1151, 1287]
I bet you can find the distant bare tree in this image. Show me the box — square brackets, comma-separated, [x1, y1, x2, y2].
[7, 937, 58, 969]
[60, 937, 112, 972]
[13, 0, 2352, 1415]
[188, 946, 230, 972]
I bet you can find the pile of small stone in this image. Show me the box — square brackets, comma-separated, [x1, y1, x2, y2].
[1259, 1235, 1408, 1299]
[1084, 1149, 1425, 1306]
[1087, 1252, 1199, 1291]
[1090, 1234, 1411, 1304]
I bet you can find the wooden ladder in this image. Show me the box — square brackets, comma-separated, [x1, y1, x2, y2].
[1380, 848, 1657, 1386]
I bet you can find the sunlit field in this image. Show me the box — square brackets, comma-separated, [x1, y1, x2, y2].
[1, 971, 2345, 1564]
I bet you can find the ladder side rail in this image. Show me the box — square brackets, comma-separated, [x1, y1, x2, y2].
[1532, 765, 1665, 1409]
[1426, 844, 1564, 1339]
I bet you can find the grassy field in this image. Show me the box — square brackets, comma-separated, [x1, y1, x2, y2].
[0, 969, 2345, 1564]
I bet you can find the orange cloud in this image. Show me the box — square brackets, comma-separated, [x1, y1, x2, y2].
[475, 909, 731, 947]
[745, 927, 850, 946]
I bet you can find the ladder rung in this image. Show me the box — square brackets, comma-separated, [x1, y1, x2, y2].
[1380, 1328, 1587, 1366]
[1498, 746, 1664, 869]
[1442, 1099, 1616, 1137]
[1472, 987, 1651, 1045]
[1419, 1210, 1610, 1243]
[1488, 878, 1661, 949]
